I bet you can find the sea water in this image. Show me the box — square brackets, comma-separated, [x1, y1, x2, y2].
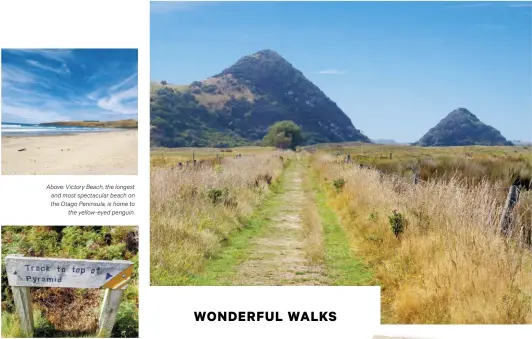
[1, 122, 116, 136]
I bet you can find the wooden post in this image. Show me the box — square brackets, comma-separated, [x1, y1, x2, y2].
[9, 254, 34, 337]
[192, 152, 195, 161]
[389, 152, 392, 160]
[98, 289, 125, 337]
[499, 185, 520, 235]
[12, 286, 34, 337]
[412, 173, 419, 185]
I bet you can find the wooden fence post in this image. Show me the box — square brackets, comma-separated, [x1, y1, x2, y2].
[9, 254, 34, 337]
[499, 185, 520, 235]
[412, 173, 419, 185]
[389, 152, 392, 160]
[12, 286, 34, 337]
[98, 289, 125, 337]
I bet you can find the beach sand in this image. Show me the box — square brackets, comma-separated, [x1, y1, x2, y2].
[1, 130, 138, 175]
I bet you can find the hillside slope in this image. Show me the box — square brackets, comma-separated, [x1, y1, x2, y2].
[150, 49, 369, 147]
[416, 108, 512, 146]
[40, 119, 138, 129]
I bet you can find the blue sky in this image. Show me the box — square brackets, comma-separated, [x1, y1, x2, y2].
[151, 1, 531, 142]
[2, 49, 138, 124]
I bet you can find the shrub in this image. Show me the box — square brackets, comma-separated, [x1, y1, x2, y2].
[207, 188, 224, 204]
[388, 210, 407, 238]
[254, 174, 273, 187]
[112, 300, 139, 338]
[332, 178, 346, 192]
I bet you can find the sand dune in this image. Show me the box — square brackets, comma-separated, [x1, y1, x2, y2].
[1, 130, 138, 175]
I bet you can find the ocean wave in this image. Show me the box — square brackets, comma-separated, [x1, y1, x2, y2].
[2, 126, 117, 134]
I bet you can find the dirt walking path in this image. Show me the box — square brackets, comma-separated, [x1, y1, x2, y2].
[231, 157, 330, 285]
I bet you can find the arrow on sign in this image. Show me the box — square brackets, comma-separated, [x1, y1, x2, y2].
[106, 273, 113, 280]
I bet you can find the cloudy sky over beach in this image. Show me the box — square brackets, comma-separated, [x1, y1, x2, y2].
[1, 49, 138, 124]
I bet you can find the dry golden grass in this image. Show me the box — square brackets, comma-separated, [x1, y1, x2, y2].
[317, 143, 532, 188]
[312, 153, 532, 324]
[150, 146, 275, 167]
[150, 151, 288, 285]
[31, 288, 100, 332]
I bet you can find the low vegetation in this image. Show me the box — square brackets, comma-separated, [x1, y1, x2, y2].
[150, 141, 531, 322]
[150, 151, 288, 285]
[311, 147, 532, 323]
[317, 143, 532, 188]
[1, 226, 139, 338]
[150, 146, 275, 168]
[39, 119, 138, 129]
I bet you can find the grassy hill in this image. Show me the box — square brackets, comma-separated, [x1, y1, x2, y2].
[40, 119, 138, 129]
[150, 49, 369, 148]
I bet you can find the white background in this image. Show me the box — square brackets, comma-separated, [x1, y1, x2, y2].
[0, 0, 151, 337]
[1, 1, 532, 339]
[1, 176, 139, 224]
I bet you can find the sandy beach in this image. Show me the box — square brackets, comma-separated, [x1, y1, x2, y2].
[1, 130, 138, 175]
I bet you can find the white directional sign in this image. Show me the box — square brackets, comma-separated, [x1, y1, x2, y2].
[5, 255, 133, 289]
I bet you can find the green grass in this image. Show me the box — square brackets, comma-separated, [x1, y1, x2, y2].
[311, 171, 374, 286]
[1, 309, 99, 338]
[167, 160, 291, 286]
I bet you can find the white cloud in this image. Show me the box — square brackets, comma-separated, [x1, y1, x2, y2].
[2, 50, 137, 122]
[97, 86, 138, 115]
[2, 103, 70, 124]
[9, 49, 72, 62]
[109, 72, 138, 92]
[26, 60, 70, 74]
[316, 69, 346, 75]
[2, 64, 38, 85]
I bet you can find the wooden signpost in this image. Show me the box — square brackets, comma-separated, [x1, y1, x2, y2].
[5, 255, 134, 337]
